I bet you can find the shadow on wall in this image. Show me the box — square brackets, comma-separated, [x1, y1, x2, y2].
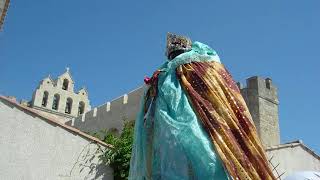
[61, 142, 113, 179]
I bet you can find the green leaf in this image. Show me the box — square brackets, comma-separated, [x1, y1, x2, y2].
[92, 121, 135, 180]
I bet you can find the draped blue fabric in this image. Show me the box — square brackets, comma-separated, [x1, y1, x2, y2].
[128, 42, 229, 180]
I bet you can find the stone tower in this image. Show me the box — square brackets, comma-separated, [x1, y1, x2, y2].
[31, 68, 91, 122]
[239, 76, 280, 147]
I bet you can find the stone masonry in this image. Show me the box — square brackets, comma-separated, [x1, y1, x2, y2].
[240, 76, 280, 147]
[66, 87, 144, 135]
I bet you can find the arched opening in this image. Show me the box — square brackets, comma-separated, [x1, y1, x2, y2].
[62, 79, 69, 90]
[41, 91, 49, 107]
[65, 98, 73, 114]
[265, 78, 272, 90]
[52, 94, 60, 110]
[78, 101, 85, 116]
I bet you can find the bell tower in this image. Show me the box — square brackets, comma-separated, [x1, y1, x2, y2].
[239, 76, 280, 147]
[30, 68, 91, 122]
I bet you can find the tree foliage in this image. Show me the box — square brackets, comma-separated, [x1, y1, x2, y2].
[94, 121, 135, 180]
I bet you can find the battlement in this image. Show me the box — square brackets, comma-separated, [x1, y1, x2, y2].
[238, 76, 279, 105]
[67, 86, 145, 134]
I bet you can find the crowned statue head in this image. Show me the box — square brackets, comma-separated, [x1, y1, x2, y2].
[166, 32, 192, 60]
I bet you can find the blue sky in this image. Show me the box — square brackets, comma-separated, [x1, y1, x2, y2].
[1, 0, 319, 153]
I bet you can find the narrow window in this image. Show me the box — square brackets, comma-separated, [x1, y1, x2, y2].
[266, 78, 272, 90]
[41, 91, 49, 107]
[62, 79, 69, 90]
[78, 101, 85, 116]
[65, 98, 73, 114]
[52, 94, 60, 110]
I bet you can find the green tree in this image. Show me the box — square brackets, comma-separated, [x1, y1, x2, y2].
[96, 121, 135, 180]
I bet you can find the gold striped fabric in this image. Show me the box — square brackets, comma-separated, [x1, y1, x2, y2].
[177, 61, 276, 180]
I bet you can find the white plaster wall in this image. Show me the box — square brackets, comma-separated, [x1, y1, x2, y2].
[266, 145, 320, 178]
[0, 100, 113, 180]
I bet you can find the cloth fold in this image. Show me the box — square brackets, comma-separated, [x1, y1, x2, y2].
[177, 61, 275, 180]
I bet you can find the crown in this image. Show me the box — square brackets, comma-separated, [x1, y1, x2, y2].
[166, 32, 192, 59]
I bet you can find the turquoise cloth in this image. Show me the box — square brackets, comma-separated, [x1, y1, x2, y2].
[129, 42, 229, 180]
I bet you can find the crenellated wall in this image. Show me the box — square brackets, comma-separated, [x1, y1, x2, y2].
[68, 76, 280, 148]
[67, 87, 144, 135]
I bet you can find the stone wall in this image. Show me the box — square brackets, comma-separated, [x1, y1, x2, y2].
[240, 76, 280, 147]
[0, 98, 112, 180]
[67, 87, 144, 135]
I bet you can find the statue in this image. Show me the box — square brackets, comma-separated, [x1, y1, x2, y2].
[129, 33, 276, 180]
